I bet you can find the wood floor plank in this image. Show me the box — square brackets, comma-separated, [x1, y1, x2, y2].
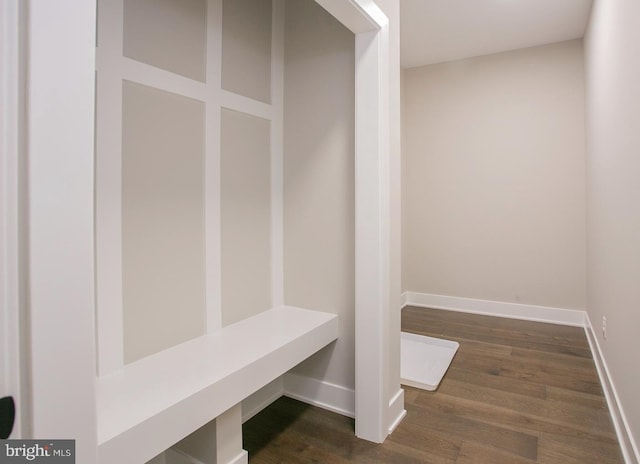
[545, 385, 608, 409]
[403, 397, 539, 460]
[435, 379, 616, 435]
[413, 386, 618, 444]
[537, 435, 624, 464]
[445, 366, 548, 400]
[455, 441, 537, 464]
[451, 349, 603, 394]
[385, 418, 462, 461]
[243, 307, 624, 463]
[403, 306, 592, 358]
[379, 439, 457, 464]
[509, 345, 596, 369]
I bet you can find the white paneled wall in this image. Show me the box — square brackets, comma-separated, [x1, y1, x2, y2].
[95, 0, 279, 371]
[93, 0, 399, 455]
[22, 0, 398, 460]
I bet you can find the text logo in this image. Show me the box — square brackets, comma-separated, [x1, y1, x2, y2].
[0, 440, 74, 463]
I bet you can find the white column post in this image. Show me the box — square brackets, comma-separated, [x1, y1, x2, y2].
[26, 0, 98, 462]
[313, 0, 395, 444]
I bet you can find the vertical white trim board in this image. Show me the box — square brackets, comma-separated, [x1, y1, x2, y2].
[584, 315, 640, 464]
[95, 0, 125, 376]
[354, 15, 390, 445]
[204, 0, 223, 334]
[270, 0, 285, 308]
[402, 291, 586, 327]
[27, 0, 98, 461]
[0, 0, 24, 438]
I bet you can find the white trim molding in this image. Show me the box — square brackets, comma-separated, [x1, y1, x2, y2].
[0, 0, 24, 438]
[402, 291, 586, 327]
[584, 315, 640, 464]
[283, 373, 355, 419]
[26, 0, 99, 460]
[387, 389, 407, 435]
[270, 0, 285, 308]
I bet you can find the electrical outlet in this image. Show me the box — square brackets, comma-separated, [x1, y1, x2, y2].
[602, 316, 607, 340]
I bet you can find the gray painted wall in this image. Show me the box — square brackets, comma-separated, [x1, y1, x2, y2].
[403, 40, 587, 311]
[283, 0, 356, 389]
[585, 0, 640, 452]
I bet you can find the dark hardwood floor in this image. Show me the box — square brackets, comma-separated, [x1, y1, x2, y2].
[243, 306, 624, 463]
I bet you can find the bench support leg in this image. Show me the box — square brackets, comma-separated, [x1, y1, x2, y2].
[171, 404, 247, 464]
[215, 404, 248, 464]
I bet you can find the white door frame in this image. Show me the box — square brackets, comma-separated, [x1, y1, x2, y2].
[24, 0, 396, 461]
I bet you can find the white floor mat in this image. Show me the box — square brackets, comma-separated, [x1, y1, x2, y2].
[401, 332, 459, 391]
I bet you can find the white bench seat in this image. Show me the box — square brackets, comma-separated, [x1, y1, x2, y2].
[97, 306, 338, 463]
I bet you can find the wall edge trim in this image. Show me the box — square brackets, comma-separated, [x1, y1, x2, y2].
[584, 315, 640, 464]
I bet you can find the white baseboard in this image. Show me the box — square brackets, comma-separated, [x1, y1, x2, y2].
[402, 291, 586, 327]
[584, 315, 639, 464]
[283, 372, 355, 418]
[241, 374, 406, 439]
[241, 377, 284, 423]
[387, 388, 407, 435]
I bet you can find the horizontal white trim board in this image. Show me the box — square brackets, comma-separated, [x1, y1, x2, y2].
[220, 89, 273, 121]
[402, 291, 586, 327]
[584, 316, 640, 464]
[283, 372, 355, 418]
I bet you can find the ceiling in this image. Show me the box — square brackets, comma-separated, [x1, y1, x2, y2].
[400, 0, 593, 69]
